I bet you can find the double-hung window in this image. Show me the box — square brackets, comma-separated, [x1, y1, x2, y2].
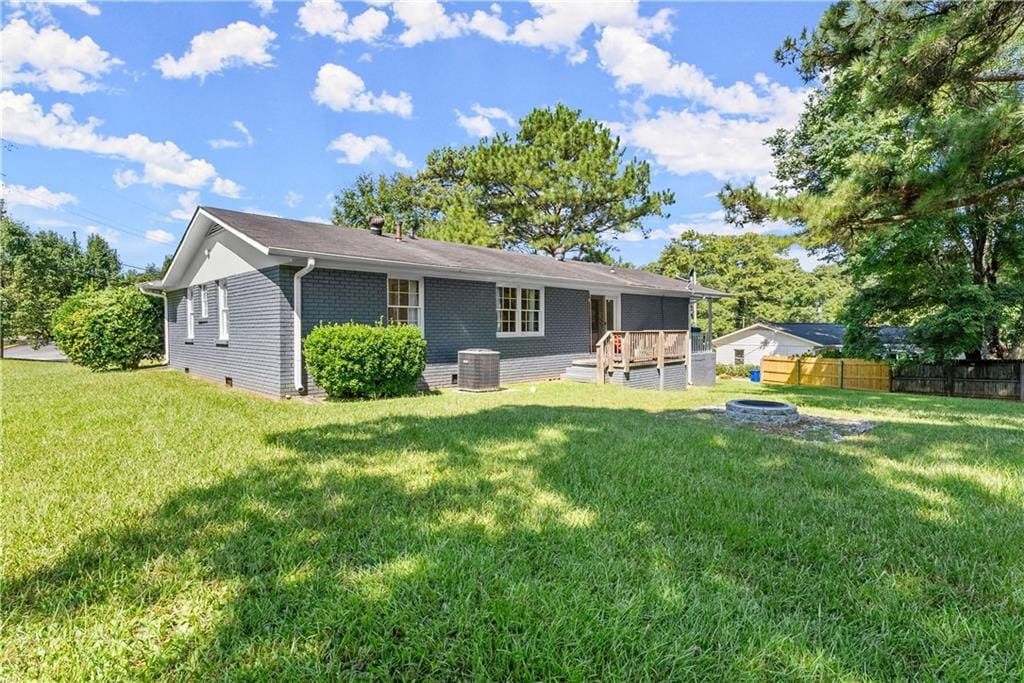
[199, 283, 208, 318]
[387, 277, 422, 327]
[186, 287, 195, 339]
[217, 280, 229, 341]
[496, 285, 543, 337]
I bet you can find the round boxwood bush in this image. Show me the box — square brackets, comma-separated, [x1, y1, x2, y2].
[304, 321, 427, 399]
[52, 286, 163, 370]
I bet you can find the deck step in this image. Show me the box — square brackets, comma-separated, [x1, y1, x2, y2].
[564, 365, 598, 383]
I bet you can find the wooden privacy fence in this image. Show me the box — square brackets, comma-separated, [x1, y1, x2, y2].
[761, 356, 891, 392]
[892, 360, 1024, 401]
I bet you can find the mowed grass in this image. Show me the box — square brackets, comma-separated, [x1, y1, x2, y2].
[3, 361, 1024, 680]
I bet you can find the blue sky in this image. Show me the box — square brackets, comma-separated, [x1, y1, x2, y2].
[2, 0, 827, 271]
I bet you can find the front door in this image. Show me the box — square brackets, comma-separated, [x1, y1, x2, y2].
[590, 295, 608, 348]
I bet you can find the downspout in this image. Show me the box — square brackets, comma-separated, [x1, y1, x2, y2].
[687, 297, 696, 386]
[139, 286, 169, 365]
[293, 257, 316, 394]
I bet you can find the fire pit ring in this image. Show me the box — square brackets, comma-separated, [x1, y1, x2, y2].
[725, 399, 799, 425]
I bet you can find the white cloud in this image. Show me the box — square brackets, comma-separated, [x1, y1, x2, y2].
[327, 132, 412, 168]
[0, 182, 77, 209]
[251, 0, 274, 17]
[382, 0, 672, 63]
[596, 27, 804, 116]
[301, 215, 331, 224]
[787, 244, 826, 271]
[618, 210, 794, 243]
[74, 1, 100, 15]
[153, 21, 276, 80]
[284, 190, 303, 207]
[509, 2, 672, 63]
[616, 107, 796, 183]
[208, 120, 254, 149]
[85, 225, 118, 245]
[297, 0, 388, 43]
[145, 228, 176, 244]
[598, 28, 808, 185]
[455, 103, 514, 138]
[390, 0, 470, 46]
[6, 1, 101, 23]
[312, 63, 413, 117]
[0, 19, 121, 93]
[455, 110, 495, 138]
[169, 191, 199, 221]
[211, 177, 243, 198]
[1, 90, 237, 191]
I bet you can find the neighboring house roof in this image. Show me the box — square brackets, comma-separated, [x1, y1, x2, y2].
[713, 321, 912, 349]
[769, 323, 847, 346]
[159, 207, 730, 298]
[878, 326, 912, 346]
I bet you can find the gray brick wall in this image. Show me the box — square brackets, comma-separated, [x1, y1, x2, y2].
[621, 293, 691, 330]
[167, 263, 698, 396]
[167, 267, 290, 396]
[424, 277, 591, 363]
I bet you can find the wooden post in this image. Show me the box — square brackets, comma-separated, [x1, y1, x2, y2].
[795, 357, 801, 386]
[657, 331, 665, 369]
[1019, 360, 1023, 402]
[622, 333, 631, 374]
[839, 359, 845, 390]
[596, 343, 604, 384]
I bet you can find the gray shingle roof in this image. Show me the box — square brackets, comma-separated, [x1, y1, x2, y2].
[769, 323, 847, 346]
[202, 206, 729, 297]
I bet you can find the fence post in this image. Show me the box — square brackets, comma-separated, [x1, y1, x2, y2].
[1019, 360, 1023, 402]
[795, 357, 801, 386]
[839, 359, 845, 389]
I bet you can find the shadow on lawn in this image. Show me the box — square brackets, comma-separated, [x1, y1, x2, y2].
[7, 403, 1024, 679]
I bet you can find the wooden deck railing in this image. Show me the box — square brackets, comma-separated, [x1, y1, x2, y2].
[594, 330, 689, 383]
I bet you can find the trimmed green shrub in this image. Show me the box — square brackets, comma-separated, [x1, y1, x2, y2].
[52, 286, 163, 370]
[716, 363, 759, 378]
[304, 321, 427, 399]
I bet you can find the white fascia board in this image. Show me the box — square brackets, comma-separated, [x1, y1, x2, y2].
[161, 208, 273, 289]
[271, 248, 697, 299]
[713, 323, 825, 347]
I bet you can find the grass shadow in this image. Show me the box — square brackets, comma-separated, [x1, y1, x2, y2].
[5, 402, 1023, 679]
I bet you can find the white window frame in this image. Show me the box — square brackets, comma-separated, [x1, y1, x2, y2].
[186, 287, 195, 340]
[217, 280, 229, 341]
[496, 284, 545, 338]
[386, 275, 424, 329]
[199, 283, 208, 318]
[734, 348, 745, 366]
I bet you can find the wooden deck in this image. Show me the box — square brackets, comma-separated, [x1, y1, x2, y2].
[593, 330, 689, 384]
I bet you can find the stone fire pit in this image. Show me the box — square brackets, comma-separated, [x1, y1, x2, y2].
[725, 399, 799, 425]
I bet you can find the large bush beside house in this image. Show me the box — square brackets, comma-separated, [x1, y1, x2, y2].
[52, 287, 163, 370]
[304, 322, 427, 399]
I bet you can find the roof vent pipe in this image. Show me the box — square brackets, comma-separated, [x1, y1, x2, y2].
[293, 257, 316, 394]
[395, 221, 403, 242]
[369, 216, 384, 236]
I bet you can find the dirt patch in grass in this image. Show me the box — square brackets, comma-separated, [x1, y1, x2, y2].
[661, 407, 875, 443]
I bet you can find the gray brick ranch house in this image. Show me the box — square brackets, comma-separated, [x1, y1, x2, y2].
[143, 207, 727, 396]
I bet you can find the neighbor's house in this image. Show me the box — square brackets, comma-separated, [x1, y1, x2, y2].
[713, 322, 912, 366]
[143, 207, 728, 396]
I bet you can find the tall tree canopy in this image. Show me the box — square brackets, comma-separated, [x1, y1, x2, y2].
[1, 210, 125, 348]
[333, 104, 674, 261]
[719, 0, 1024, 358]
[649, 231, 851, 338]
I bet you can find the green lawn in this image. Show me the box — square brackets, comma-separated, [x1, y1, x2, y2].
[3, 361, 1023, 680]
